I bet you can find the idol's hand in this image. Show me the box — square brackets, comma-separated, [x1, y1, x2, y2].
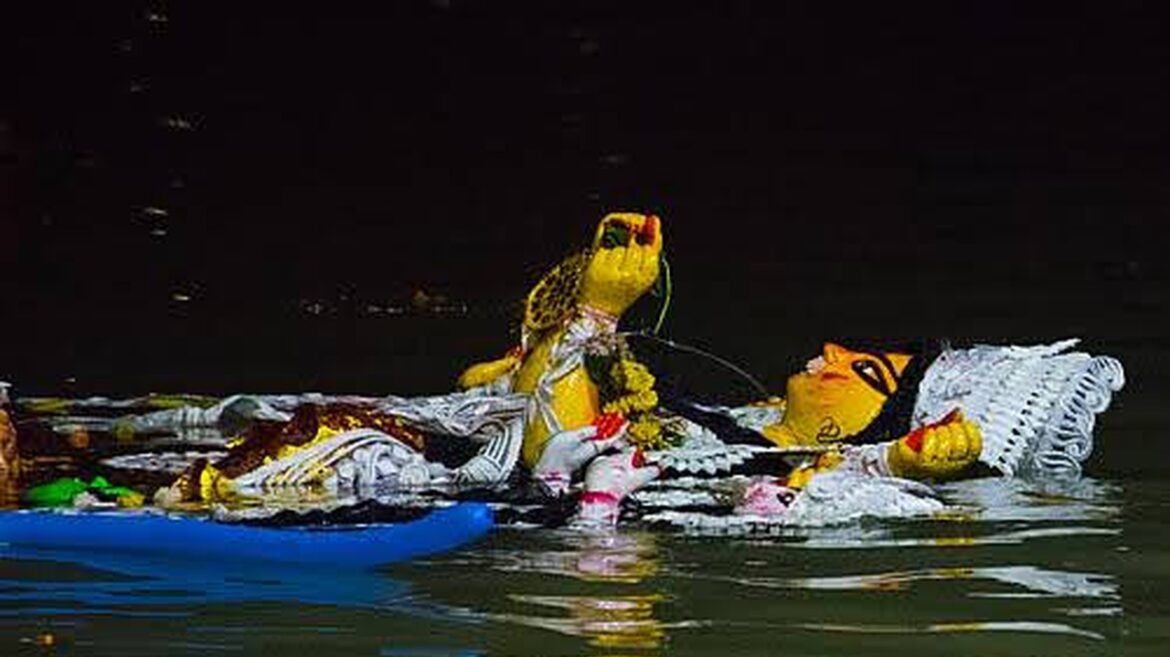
[886, 409, 983, 480]
[574, 448, 662, 528]
[580, 213, 663, 318]
[532, 414, 628, 497]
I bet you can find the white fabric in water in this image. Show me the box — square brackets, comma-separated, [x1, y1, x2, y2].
[726, 403, 784, 433]
[121, 394, 295, 435]
[782, 470, 943, 525]
[641, 470, 943, 531]
[374, 388, 528, 445]
[232, 429, 442, 493]
[126, 388, 531, 487]
[225, 388, 531, 490]
[373, 388, 529, 485]
[912, 339, 1125, 478]
[102, 450, 229, 474]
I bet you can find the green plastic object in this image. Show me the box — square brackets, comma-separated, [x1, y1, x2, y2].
[23, 476, 140, 507]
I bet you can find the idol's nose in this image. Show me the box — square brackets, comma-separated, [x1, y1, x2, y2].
[822, 342, 848, 363]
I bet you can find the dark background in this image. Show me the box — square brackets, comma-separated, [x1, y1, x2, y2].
[5, 1, 1167, 410]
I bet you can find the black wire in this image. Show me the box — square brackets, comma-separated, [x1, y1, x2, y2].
[624, 331, 770, 398]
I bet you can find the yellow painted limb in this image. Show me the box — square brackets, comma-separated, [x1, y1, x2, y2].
[580, 213, 663, 317]
[513, 326, 603, 467]
[784, 451, 844, 489]
[786, 465, 817, 489]
[513, 330, 558, 394]
[457, 353, 521, 389]
[198, 463, 236, 501]
[886, 417, 983, 480]
[520, 364, 601, 468]
[761, 421, 799, 447]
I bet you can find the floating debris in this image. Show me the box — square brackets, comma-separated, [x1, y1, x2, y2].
[159, 115, 194, 131]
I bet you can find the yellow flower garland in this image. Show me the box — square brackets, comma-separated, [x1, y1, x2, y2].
[602, 359, 671, 450]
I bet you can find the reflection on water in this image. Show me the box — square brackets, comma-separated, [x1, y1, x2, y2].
[0, 550, 413, 613]
[0, 474, 1159, 655]
[479, 533, 661, 584]
[504, 594, 668, 651]
[794, 619, 1108, 641]
[0, 546, 485, 655]
[938, 477, 1124, 523]
[729, 564, 1117, 600]
[482, 533, 674, 653]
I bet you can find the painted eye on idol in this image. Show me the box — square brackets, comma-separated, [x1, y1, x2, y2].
[851, 359, 892, 396]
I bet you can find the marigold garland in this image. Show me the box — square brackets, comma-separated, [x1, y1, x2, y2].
[597, 357, 678, 451]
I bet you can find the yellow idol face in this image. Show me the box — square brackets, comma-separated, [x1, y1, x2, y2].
[763, 343, 911, 448]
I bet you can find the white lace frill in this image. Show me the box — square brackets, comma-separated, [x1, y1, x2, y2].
[912, 339, 1125, 479]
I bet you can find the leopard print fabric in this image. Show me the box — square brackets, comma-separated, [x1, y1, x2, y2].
[524, 250, 591, 334]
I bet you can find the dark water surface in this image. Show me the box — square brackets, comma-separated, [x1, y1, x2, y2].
[0, 477, 1166, 656]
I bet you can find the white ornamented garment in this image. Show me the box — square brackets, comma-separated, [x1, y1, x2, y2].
[373, 389, 529, 485]
[232, 429, 436, 493]
[912, 339, 1125, 478]
[229, 388, 530, 490]
[109, 388, 530, 492]
[638, 470, 944, 532]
